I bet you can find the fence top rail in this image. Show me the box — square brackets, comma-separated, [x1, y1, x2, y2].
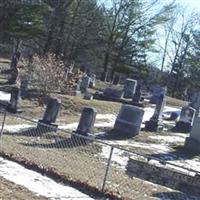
[0, 102, 200, 175]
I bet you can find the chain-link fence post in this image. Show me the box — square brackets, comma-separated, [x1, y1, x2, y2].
[102, 146, 114, 192]
[0, 108, 7, 137]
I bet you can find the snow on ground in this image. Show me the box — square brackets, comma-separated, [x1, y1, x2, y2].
[0, 157, 93, 200]
[59, 114, 116, 130]
[4, 124, 34, 133]
[105, 140, 171, 154]
[148, 135, 186, 144]
[0, 91, 10, 101]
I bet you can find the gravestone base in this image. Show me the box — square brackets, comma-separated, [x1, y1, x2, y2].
[144, 119, 163, 132]
[71, 132, 92, 145]
[174, 121, 191, 133]
[114, 121, 140, 138]
[83, 93, 93, 100]
[184, 137, 200, 153]
[37, 120, 58, 132]
[7, 104, 22, 114]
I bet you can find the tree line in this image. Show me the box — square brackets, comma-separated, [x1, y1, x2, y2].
[0, 0, 199, 99]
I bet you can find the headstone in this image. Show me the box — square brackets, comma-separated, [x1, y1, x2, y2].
[21, 74, 32, 98]
[174, 106, 196, 133]
[145, 92, 166, 132]
[89, 74, 96, 88]
[123, 79, 137, 99]
[103, 87, 123, 100]
[190, 91, 200, 116]
[150, 86, 166, 104]
[75, 107, 97, 136]
[132, 84, 142, 103]
[114, 104, 144, 138]
[7, 86, 21, 113]
[184, 116, 200, 153]
[38, 97, 61, 129]
[80, 75, 90, 93]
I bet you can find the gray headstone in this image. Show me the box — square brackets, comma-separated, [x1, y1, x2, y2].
[184, 116, 200, 153]
[123, 79, 137, 99]
[76, 107, 97, 136]
[132, 84, 142, 103]
[175, 106, 196, 133]
[40, 98, 61, 125]
[114, 104, 144, 137]
[103, 87, 123, 100]
[150, 86, 166, 104]
[89, 74, 96, 88]
[190, 117, 200, 142]
[145, 93, 166, 132]
[80, 75, 90, 93]
[7, 87, 21, 113]
[190, 91, 200, 116]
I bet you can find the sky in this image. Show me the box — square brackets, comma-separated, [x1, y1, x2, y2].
[101, 0, 200, 12]
[175, 0, 200, 11]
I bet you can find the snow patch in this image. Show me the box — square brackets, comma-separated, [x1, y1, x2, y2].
[148, 135, 186, 143]
[0, 91, 10, 101]
[0, 157, 93, 200]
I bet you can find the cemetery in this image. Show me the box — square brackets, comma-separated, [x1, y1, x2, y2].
[0, 1, 200, 200]
[0, 56, 200, 200]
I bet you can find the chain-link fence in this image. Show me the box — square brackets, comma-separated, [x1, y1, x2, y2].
[0, 106, 200, 200]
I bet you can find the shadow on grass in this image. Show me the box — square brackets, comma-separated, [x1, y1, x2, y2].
[20, 135, 90, 149]
[94, 130, 133, 140]
[3, 127, 56, 137]
[152, 191, 199, 200]
[149, 145, 199, 162]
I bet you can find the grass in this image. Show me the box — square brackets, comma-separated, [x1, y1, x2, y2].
[166, 96, 188, 107]
[0, 177, 47, 200]
[1, 125, 181, 200]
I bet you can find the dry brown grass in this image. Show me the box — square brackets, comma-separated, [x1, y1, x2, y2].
[1, 123, 183, 200]
[166, 96, 188, 107]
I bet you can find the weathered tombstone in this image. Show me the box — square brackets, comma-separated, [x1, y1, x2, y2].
[145, 92, 166, 132]
[75, 107, 97, 136]
[190, 91, 200, 116]
[150, 86, 166, 104]
[7, 86, 21, 113]
[123, 79, 137, 99]
[80, 75, 90, 93]
[184, 116, 200, 153]
[21, 74, 32, 98]
[38, 97, 61, 129]
[132, 84, 142, 103]
[174, 106, 196, 133]
[103, 87, 123, 100]
[114, 104, 144, 138]
[89, 74, 96, 88]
